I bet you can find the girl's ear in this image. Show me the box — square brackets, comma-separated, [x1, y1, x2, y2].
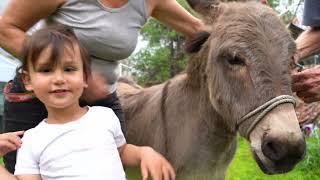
[21, 71, 33, 92]
[84, 81, 88, 88]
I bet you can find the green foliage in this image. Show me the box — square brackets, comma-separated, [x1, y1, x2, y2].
[131, 46, 170, 85]
[130, 18, 187, 85]
[129, 0, 191, 85]
[140, 19, 179, 46]
[268, 0, 280, 8]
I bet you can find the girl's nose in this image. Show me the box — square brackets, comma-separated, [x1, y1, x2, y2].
[53, 70, 66, 84]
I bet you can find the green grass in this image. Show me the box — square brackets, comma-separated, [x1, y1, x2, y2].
[126, 167, 142, 180]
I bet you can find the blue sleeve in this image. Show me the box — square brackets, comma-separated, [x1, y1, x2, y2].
[302, 0, 320, 26]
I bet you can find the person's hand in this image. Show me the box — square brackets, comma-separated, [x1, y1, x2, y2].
[139, 147, 176, 180]
[292, 65, 320, 103]
[0, 131, 24, 156]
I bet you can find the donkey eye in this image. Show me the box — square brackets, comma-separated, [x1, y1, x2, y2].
[227, 56, 245, 66]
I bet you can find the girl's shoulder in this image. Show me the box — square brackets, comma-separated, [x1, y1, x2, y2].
[87, 106, 119, 125]
[88, 106, 114, 116]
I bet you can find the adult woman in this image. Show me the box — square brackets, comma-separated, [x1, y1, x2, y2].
[0, 0, 204, 173]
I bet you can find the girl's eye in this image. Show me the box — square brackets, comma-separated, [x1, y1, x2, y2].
[39, 68, 51, 73]
[65, 67, 77, 72]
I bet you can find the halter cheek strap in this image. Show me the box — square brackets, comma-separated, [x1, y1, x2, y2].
[237, 95, 296, 140]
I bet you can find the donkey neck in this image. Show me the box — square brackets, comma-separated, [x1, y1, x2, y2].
[164, 75, 237, 172]
[185, 39, 211, 86]
[170, 74, 236, 138]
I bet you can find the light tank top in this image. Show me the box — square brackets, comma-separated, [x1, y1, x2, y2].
[47, 0, 148, 92]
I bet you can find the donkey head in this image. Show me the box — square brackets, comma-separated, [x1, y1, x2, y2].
[186, 0, 305, 174]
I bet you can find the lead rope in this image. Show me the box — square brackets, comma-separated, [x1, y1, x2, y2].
[237, 95, 296, 139]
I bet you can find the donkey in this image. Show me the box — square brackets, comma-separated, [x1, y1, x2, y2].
[117, 1, 306, 179]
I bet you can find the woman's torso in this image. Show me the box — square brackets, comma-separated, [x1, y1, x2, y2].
[47, 0, 148, 91]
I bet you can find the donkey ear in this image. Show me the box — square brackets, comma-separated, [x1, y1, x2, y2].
[186, 0, 253, 18]
[185, 31, 210, 53]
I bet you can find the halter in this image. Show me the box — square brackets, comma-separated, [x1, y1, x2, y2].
[237, 95, 296, 139]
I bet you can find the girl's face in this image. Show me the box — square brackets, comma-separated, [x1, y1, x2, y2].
[23, 44, 88, 110]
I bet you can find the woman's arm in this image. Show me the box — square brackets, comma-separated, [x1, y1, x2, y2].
[0, 0, 65, 58]
[119, 144, 175, 180]
[147, 0, 205, 39]
[295, 27, 320, 61]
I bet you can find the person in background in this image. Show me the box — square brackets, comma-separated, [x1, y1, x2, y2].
[291, 0, 320, 103]
[0, 0, 205, 172]
[0, 25, 175, 180]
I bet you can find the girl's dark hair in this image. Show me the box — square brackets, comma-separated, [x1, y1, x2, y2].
[18, 24, 91, 80]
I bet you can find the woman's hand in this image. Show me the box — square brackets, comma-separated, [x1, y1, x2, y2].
[292, 65, 320, 103]
[0, 131, 24, 156]
[139, 147, 175, 180]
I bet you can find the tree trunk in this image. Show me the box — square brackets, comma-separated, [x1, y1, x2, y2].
[169, 36, 185, 77]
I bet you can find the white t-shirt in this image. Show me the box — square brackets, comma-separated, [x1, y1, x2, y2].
[14, 106, 127, 180]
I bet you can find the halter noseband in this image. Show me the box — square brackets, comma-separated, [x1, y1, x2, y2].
[237, 95, 296, 139]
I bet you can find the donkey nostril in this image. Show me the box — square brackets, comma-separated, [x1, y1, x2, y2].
[262, 137, 285, 161]
[266, 142, 276, 155]
[262, 135, 306, 164]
